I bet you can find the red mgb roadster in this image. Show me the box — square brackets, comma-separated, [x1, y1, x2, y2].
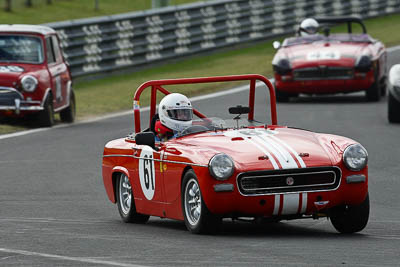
[102, 74, 369, 234]
[272, 17, 386, 102]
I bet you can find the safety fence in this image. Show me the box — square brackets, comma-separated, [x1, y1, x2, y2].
[45, 0, 400, 78]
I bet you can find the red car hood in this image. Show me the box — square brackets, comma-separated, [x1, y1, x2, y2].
[0, 63, 41, 87]
[283, 42, 369, 69]
[175, 127, 339, 171]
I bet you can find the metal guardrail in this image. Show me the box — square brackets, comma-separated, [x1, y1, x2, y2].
[45, 0, 400, 78]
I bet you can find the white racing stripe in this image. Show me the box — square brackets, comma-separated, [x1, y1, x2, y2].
[273, 193, 308, 216]
[301, 193, 308, 213]
[273, 195, 280, 215]
[255, 130, 299, 169]
[281, 194, 300, 215]
[270, 134, 306, 168]
[246, 138, 279, 169]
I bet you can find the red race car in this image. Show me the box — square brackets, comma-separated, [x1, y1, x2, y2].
[0, 24, 75, 126]
[102, 74, 369, 234]
[272, 17, 386, 102]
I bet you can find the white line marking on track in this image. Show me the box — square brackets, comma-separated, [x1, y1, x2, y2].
[387, 46, 400, 53]
[0, 248, 146, 267]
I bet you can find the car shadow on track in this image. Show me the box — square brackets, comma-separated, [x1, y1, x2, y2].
[143, 218, 368, 239]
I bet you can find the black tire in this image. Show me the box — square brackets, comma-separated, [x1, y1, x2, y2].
[388, 91, 400, 123]
[38, 94, 55, 127]
[380, 78, 387, 97]
[275, 86, 298, 103]
[330, 193, 370, 234]
[275, 87, 290, 103]
[116, 173, 149, 223]
[181, 170, 221, 234]
[60, 90, 76, 123]
[366, 78, 381, 102]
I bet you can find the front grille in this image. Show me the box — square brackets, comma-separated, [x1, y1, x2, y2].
[293, 67, 353, 80]
[237, 167, 341, 195]
[0, 88, 23, 106]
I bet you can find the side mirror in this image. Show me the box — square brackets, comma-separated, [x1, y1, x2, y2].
[229, 105, 250, 115]
[135, 132, 155, 149]
[273, 41, 281, 49]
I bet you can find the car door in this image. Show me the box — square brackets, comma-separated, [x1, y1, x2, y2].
[129, 143, 166, 217]
[46, 35, 69, 111]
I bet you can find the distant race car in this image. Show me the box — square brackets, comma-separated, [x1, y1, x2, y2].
[272, 17, 387, 102]
[0, 24, 75, 126]
[388, 64, 400, 123]
[102, 74, 369, 234]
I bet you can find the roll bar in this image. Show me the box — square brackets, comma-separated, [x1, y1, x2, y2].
[132, 74, 277, 133]
[315, 16, 367, 34]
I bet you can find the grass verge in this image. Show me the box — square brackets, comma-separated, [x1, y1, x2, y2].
[1, 13, 400, 134]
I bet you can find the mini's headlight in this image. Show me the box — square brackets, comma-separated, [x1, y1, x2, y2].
[21, 75, 38, 92]
[208, 153, 235, 180]
[343, 144, 368, 171]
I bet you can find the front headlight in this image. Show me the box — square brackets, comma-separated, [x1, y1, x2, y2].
[355, 55, 372, 72]
[208, 153, 235, 180]
[273, 58, 292, 75]
[343, 144, 368, 171]
[21, 75, 38, 92]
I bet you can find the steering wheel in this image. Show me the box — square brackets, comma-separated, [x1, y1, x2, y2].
[179, 125, 209, 136]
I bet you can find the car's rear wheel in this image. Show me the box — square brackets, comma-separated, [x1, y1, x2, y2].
[388, 91, 400, 123]
[182, 170, 221, 234]
[38, 94, 54, 127]
[116, 173, 149, 223]
[329, 193, 369, 234]
[60, 90, 76, 123]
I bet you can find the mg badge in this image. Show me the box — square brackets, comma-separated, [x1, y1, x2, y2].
[286, 177, 294, 186]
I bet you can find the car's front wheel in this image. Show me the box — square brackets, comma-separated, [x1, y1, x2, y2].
[60, 90, 76, 123]
[366, 78, 381, 102]
[116, 173, 149, 223]
[182, 170, 221, 234]
[275, 87, 298, 103]
[38, 94, 54, 127]
[329, 193, 370, 234]
[388, 91, 400, 123]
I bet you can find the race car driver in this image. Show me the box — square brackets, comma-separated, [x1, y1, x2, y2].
[298, 18, 319, 36]
[155, 93, 193, 141]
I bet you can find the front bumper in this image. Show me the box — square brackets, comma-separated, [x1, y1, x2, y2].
[196, 165, 368, 218]
[0, 87, 43, 115]
[274, 71, 375, 94]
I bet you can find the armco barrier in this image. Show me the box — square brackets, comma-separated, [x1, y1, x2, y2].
[45, 0, 400, 78]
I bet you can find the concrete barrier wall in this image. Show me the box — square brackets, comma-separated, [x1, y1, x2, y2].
[45, 0, 400, 78]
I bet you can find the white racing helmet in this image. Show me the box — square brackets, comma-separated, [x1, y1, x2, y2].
[158, 93, 193, 132]
[299, 18, 319, 36]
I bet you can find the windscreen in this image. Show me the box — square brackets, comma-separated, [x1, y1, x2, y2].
[0, 35, 44, 64]
[283, 34, 371, 47]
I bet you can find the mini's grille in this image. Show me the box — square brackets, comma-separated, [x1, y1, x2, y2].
[0, 88, 23, 106]
[293, 67, 353, 80]
[237, 167, 341, 195]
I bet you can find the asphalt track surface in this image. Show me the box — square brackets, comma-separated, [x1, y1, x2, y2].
[1, 47, 400, 266]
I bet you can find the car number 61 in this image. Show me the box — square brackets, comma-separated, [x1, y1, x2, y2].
[139, 147, 156, 200]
